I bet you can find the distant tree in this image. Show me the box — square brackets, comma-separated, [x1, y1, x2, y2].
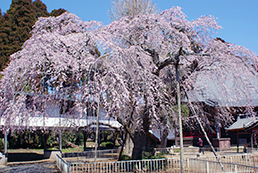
[0, 0, 67, 71]
[0, 12, 11, 70]
[50, 8, 67, 17]
[7, 0, 37, 53]
[109, 0, 158, 21]
[33, 0, 49, 18]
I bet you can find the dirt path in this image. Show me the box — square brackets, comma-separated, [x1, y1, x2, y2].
[0, 161, 60, 173]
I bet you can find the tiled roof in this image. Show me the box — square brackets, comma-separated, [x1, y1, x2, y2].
[149, 129, 175, 141]
[186, 59, 258, 107]
[226, 117, 258, 131]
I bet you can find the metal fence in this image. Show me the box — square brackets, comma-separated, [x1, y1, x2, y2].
[250, 155, 258, 167]
[56, 152, 258, 173]
[187, 157, 258, 173]
[56, 154, 69, 173]
[194, 153, 254, 166]
[62, 149, 118, 161]
[68, 157, 181, 173]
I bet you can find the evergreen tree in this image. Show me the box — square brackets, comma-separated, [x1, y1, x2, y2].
[33, 0, 49, 18]
[0, 0, 66, 71]
[0, 12, 11, 70]
[50, 8, 67, 17]
[7, 0, 37, 56]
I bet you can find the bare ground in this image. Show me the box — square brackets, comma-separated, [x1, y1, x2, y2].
[0, 160, 60, 173]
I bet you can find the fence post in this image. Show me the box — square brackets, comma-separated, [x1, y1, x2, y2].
[206, 161, 209, 173]
[235, 164, 237, 173]
[254, 156, 255, 167]
[67, 162, 70, 173]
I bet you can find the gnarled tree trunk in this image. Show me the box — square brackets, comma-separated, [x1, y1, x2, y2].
[132, 131, 147, 159]
[160, 127, 168, 148]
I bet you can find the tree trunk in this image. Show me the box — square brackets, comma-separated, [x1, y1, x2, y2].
[112, 130, 119, 145]
[83, 131, 88, 151]
[132, 131, 147, 160]
[118, 131, 127, 161]
[124, 133, 134, 157]
[160, 127, 168, 148]
[43, 131, 51, 150]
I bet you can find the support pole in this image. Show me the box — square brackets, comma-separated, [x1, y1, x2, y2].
[94, 96, 100, 162]
[4, 131, 7, 156]
[176, 62, 184, 173]
[59, 130, 62, 152]
[184, 91, 224, 172]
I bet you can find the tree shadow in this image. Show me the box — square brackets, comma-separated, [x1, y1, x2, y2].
[8, 153, 44, 162]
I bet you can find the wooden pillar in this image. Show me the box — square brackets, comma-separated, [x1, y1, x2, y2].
[216, 121, 220, 139]
[251, 131, 254, 153]
[98, 130, 101, 148]
[59, 130, 62, 152]
[4, 131, 7, 156]
[83, 131, 88, 151]
[237, 131, 239, 153]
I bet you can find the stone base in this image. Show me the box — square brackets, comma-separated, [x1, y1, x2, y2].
[213, 138, 231, 151]
[0, 154, 7, 165]
[44, 150, 61, 160]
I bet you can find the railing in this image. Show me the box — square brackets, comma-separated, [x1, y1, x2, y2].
[57, 152, 258, 173]
[62, 149, 118, 161]
[194, 153, 254, 166]
[69, 158, 181, 173]
[56, 154, 70, 173]
[188, 157, 258, 173]
[250, 155, 258, 167]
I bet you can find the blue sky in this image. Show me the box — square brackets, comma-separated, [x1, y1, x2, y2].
[1, 0, 258, 54]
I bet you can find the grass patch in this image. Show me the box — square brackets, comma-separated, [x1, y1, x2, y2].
[8, 148, 44, 154]
[61, 146, 84, 153]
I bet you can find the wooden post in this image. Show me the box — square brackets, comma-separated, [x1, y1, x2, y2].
[251, 131, 254, 153]
[237, 131, 239, 153]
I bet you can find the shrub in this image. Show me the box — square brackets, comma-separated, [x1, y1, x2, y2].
[101, 141, 114, 149]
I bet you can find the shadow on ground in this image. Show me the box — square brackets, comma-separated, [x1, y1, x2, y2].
[8, 153, 44, 162]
